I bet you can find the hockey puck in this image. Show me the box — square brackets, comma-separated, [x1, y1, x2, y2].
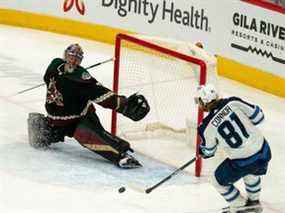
[145, 188, 151, 194]
[118, 187, 126, 193]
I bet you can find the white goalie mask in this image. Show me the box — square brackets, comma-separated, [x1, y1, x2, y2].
[64, 44, 84, 72]
[195, 84, 219, 107]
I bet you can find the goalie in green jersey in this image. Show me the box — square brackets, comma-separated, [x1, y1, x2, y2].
[28, 44, 150, 169]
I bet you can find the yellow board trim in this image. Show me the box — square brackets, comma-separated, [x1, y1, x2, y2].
[0, 8, 132, 45]
[1, 8, 285, 98]
[217, 56, 285, 97]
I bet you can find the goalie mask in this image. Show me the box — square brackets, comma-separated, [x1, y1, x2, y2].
[195, 84, 219, 112]
[64, 44, 84, 72]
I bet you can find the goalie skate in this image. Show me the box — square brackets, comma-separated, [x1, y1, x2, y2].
[118, 152, 142, 169]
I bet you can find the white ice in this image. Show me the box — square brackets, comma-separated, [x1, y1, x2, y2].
[0, 24, 285, 213]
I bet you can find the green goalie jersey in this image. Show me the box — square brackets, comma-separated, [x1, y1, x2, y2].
[44, 58, 123, 122]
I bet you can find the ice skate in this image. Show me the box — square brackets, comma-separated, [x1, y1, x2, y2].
[243, 199, 263, 213]
[222, 199, 262, 213]
[117, 152, 142, 169]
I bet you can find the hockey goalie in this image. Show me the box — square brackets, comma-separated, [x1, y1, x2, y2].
[27, 43, 150, 169]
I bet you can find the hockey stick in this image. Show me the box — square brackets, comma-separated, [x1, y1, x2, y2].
[84, 58, 114, 70]
[15, 58, 114, 95]
[145, 157, 196, 194]
[118, 157, 197, 194]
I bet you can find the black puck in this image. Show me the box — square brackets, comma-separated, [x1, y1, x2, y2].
[118, 187, 126, 193]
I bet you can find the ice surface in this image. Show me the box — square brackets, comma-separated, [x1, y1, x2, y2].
[0, 24, 285, 213]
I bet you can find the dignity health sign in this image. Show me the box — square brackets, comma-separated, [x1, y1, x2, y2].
[101, 0, 211, 32]
[0, 0, 284, 77]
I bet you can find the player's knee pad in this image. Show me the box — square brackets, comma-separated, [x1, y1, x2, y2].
[243, 175, 261, 187]
[28, 113, 64, 149]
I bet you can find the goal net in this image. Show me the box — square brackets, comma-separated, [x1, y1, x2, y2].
[111, 33, 218, 177]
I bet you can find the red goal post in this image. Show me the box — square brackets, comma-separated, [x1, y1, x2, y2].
[111, 33, 207, 177]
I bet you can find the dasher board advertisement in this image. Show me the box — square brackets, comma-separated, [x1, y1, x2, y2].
[0, 0, 284, 77]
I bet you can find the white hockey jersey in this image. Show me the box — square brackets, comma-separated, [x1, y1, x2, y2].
[198, 97, 265, 160]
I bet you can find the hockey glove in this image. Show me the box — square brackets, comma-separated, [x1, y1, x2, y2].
[199, 146, 215, 159]
[117, 93, 150, 121]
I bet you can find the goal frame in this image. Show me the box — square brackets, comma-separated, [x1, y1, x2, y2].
[111, 33, 206, 177]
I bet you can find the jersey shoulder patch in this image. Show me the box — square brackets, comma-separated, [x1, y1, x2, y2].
[81, 71, 92, 80]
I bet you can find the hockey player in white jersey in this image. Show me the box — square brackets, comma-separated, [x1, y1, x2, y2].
[196, 84, 271, 213]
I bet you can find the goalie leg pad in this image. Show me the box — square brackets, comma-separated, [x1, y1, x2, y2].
[27, 113, 64, 149]
[73, 112, 140, 166]
[28, 113, 50, 149]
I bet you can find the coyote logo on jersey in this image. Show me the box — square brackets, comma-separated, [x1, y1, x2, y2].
[46, 78, 64, 107]
[63, 0, 85, 15]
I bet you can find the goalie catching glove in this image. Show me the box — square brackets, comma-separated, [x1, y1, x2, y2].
[117, 93, 150, 121]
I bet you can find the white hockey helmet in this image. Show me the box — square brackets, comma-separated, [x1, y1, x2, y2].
[195, 84, 219, 106]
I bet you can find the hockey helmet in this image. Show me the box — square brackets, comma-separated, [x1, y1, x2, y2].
[195, 84, 219, 111]
[64, 44, 84, 69]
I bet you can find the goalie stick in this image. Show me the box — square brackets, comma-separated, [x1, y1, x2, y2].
[15, 58, 114, 95]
